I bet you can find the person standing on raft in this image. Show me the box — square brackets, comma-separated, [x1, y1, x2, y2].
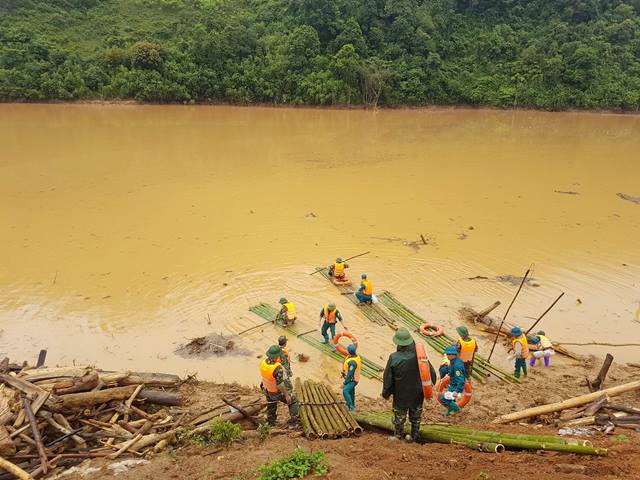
[328, 257, 349, 279]
[509, 326, 530, 378]
[528, 330, 555, 367]
[276, 297, 297, 326]
[355, 274, 373, 304]
[341, 343, 361, 412]
[455, 326, 478, 378]
[441, 345, 466, 416]
[259, 345, 300, 426]
[382, 327, 424, 442]
[319, 303, 345, 349]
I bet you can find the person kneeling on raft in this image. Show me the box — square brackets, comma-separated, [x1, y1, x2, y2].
[441, 345, 466, 417]
[259, 345, 300, 426]
[276, 297, 297, 326]
[319, 303, 345, 348]
[341, 344, 361, 412]
[527, 330, 555, 367]
[328, 257, 349, 279]
[355, 274, 373, 304]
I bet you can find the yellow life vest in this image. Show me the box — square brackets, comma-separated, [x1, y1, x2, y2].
[334, 262, 345, 277]
[260, 359, 280, 393]
[458, 337, 477, 362]
[323, 307, 337, 324]
[361, 279, 373, 295]
[512, 335, 530, 359]
[342, 355, 361, 383]
[283, 302, 296, 320]
[538, 334, 553, 349]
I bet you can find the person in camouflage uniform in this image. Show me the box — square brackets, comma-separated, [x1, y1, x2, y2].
[382, 328, 425, 442]
[278, 335, 293, 389]
[259, 345, 299, 426]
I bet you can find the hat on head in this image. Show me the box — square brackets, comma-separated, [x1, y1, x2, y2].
[347, 344, 357, 355]
[266, 345, 281, 359]
[279, 297, 288, 304]
[336, 257, 343, 263]
[361, 274, 367, 279]
[511, 326, 522, 336]
[328, 303, 336, 310]
[392, 327, 414, 346]
[456, 326, 469, 337]
[278, 335, 287, 346]
[444, 345, 458, 355]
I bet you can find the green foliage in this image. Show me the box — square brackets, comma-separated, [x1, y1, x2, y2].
[258, 449, 329, 480]
[257, 421, 271, 441]
[176, 420, 242, 447]
[1, 0, 639, 108]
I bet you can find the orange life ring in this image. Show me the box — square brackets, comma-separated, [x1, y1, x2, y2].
[435, 375, 472, 408]
[419, 323, 445, 337]
[333, 331, 358, 357]
[415, 342, 434, 400]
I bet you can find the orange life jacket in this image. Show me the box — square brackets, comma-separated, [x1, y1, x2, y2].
[512, 335, 530, 359]
[342, 355, 361, 383]
[361, 279, 372, 295]
[458, 337, 477, 363]
[334, 262, 345, 277]
[323, 307, 337, 324]
[260, 359, 280, 393]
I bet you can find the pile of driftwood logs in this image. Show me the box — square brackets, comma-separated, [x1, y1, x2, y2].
[295, 379, 361, 439]
[0, 359, 265, 479]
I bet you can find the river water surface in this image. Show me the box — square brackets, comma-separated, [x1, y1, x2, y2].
[1, 104, 639, 394]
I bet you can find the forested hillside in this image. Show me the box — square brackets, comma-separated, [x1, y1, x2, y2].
[1, 0, 639, 109]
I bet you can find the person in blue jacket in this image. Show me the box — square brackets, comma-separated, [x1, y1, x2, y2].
[441, 345, 466, 416]
[341, 344, 361, 412]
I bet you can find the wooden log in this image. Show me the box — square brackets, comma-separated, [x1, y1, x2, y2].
[583, 395, 608, 416]
[119, 372, 181, 387]
[604, 404, 640, 415]
[22, 367, 92, 384]
[0, 456, 32, 480]
[493, 380, 640, 424]
[35, 351, 47, 369]
[43, 413, 86, 450]
[58, 385, 137, 409]
[588, 354, 614, 392]
[137, 390, 182, 407]
[474, 301, 501, 322]
[22, 400, 47, 475]
[0, 376, 50, 416]
[191, 402, 265, 435]
[0, 427, 15, 457]
[186, 397, 240, 426]
[0, 386, 15, 426]
[98, 372, 131, 386]
[561, 416, 595, 427]
[54, 371, 100, 395]
[222, 398, 258, 426]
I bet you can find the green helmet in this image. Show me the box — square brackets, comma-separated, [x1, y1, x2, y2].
[336, 257, 343, 263]
[537, 330, 545, 336]
[328, 303, 336, 310]
[278, 335, 287, 346]
[279, 297, 288, 304]
[392, 327, 414, 346]
[266, 345, 281, 359]
[456, 326, 469, 337]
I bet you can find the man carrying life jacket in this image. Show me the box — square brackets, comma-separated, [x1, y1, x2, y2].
[278, 335, 293, 384]
[319, 303, 344, 348]
[441, 345, 466, 417]
[328, 257, 349, 279]
[528, 330, 555, 367]
[259, 345, 299, 426]
[509, 326, 530, 379]
[355, 274, 373, 304]
[341, 344, 361, 412]
[455, 326, 478, 378]
[276, 297, 297, 326]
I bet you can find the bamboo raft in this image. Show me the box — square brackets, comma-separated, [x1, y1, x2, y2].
[356, 411, 607, 456]
[316, 269, 397, 329]
[379, 292, 518, 384]
[295, 379, 362, 439]
[249, 303, 384, 381]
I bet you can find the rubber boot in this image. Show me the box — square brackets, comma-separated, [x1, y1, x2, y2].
[522, 364, 528, 377]
[529, 357, 536, 367]
[409, 424, 420, 442]
[544, 356, 550, 367]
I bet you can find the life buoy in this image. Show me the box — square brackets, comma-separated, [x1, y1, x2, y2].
[419, 323, 445, 337]
[435, 375, 472, 408]
[333, 331, 358, 357]
[415, 342, 434, 400]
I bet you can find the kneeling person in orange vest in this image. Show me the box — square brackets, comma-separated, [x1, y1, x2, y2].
[341, 344, 361, 412]
[455, 326, 478, 378]
[328, 257, 349, 279]
[276, 297, 297, 326]
[528, 330, 555, 367]
[260, 345, 300, 426]
[355, 274, 373, 304]
[509, 327, 530, 378]
[441, 346, 466, 416]
[319, 303, 344, 350]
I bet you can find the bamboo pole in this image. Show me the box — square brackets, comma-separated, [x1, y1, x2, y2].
[423, 425, 591, 446]
[307, 382, 342, 437]
[300, 381, 328, 439]
[294, 379, 317, 440]
[493, 380, 640, 424]
[0, 457, 33, 480]
[316, 384, 352, 435]
[325, 388, 362, 434]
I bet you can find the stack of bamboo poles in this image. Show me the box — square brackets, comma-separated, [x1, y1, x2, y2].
[295, 379, 362, 439]
[317, 269, 396, 328]
[249, 304, 384, 381]
[379, 292, 518, 384]
[356, 412, 607, 456]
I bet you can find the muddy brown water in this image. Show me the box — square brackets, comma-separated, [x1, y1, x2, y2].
[1, 104, 639, 396]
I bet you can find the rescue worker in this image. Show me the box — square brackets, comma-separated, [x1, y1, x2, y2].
[278, 335, 293, 382]
[382, 327, 423, 442]
[328, 257, 349, 279]
[276, 297, 297, 326]
[319, 303, 345, 348]
[259, 345, 299, 426]
[509, 326, 530, 378]
[355, 274, 373, 304]
[439, 353, 450, 379]
[441, 345, 466, 416]
[342, 344, 361, 412]
[528, 330, 555, 367]
[455, 326, 478, 378]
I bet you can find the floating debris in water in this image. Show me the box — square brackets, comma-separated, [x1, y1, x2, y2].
[554, 190, 580, 195]
[495, 275, 540, 287]
[175, 334, 249, 359]
[617, 192, 640, 205]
